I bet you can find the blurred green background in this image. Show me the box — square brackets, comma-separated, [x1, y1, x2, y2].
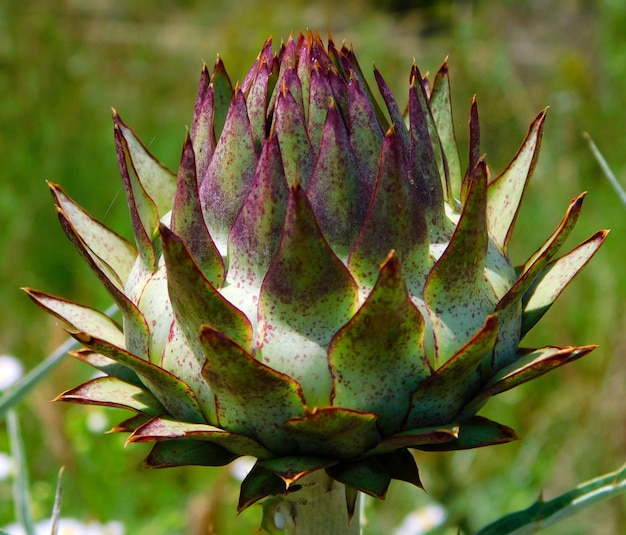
[0, 0, 624, 533]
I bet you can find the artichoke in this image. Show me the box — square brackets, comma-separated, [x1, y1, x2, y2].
[27, 31, 607, 518]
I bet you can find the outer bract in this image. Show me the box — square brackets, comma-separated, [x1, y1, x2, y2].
[27, 32, 607, 512]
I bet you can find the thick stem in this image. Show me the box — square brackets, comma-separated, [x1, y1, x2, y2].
[270, 471, 362, 535]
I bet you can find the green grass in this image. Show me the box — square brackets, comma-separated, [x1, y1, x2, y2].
[1, 0, 624, 533]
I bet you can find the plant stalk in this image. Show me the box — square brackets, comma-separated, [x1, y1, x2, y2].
[269, 471, 362, 535]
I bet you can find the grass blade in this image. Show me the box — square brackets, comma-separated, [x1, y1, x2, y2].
[50, 466, 65, 535]
[475, 461, 626, 534]
[584, 132, 626, 208]
[0, 338, 77, 420]
[7, 409, 36, 535]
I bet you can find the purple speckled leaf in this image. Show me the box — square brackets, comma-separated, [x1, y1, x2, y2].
[364, 423, 458, 456]
[200, 326, 305, 456]
[282, 68, 305, 117]
[415, 415, 517, 451]
[245, 59, 274, 154]
[408, 68, 449, 241]
[329, 39, 387, 129]
[307, 100, 363, 259]
[410, 63, 450, 207]
[190, 64, 215, 181]
[30, 203, 151, 359]
[522, 230, 609, 336]
[407, 315, 498, 428]
[462, 97, 481, 203]
[199, 88, 257, 254]
[493, 193, 586, 369]
[348, 128, 430, 296]
[112, 111, 177, 218]
[374, 66, 410, 155]
[459, 345, 597, 419]
[266, 35, 297, 114]
[160, 223, 253, 353]
[257, 184, 359, 408]
[69, 331, 204, 424]
[49, 183, 136, 289]
[171, 133, 225, 287]
[238, 462, 289, 512]
[325, 456, 392, 498]
[487, 110, 547, 251]
[56, 376, 164, 416]
[327, 64, 349, 119]
[259, 455, 338, 486]
[24, 289, 124, 346]
[128, 416, 273, 459]
[227, 134, 288, 291]
[160, 320, 217, 424]
[110, 414, 152, 433]
[241, 36, 273, 95]
[71, 348, 142, 387]
[298, 32, 332, 137]
[113, 113, 158, 270]
[307, 63, 334, 153]
[424, 159, 495, 366]
[430, 60, 462, 204]
[145, 440, 237, 469]
[329, 252, 429, 436]
[210, 55, 233, 141]
[296, 35, 315, 119]
[376, 449, 423, 489]
[507, 194, 586, 322]
[273, 88, 315, 187]
[346, 77, 383, 200]
[284, 407, 382, 459]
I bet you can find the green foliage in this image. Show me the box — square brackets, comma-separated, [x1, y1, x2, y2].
[1, 0, 624, 533]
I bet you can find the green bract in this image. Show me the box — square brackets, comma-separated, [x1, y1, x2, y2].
[27, 32, 607, 512]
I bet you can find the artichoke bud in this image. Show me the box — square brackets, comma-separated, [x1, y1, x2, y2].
[26, 30, 608, 509]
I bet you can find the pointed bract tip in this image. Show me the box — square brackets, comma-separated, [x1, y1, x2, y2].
[572, 344, 599, 358]
[289, 179, 303, 193]
[472, 155, 489, 179]
[381, 249, 398, 267]
[46, 180, 61, 193]
[571, 191, 587, 208]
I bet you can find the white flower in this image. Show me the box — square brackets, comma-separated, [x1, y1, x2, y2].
[1, 519, 125, 535]
[86, 410, 109, 434]
[393, 504, 447, 535]
[0, 452, 14, 481]
[0, 355, 24, 391]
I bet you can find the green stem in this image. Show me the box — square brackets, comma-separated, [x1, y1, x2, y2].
[266, 471, 362, 535]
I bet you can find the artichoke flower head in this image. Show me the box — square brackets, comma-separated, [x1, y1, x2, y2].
[27, 31, 607, 512]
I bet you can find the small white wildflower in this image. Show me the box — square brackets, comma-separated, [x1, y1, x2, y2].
[101, 521, 125, 535]
[392, 504, 447, 535]
[25, 518, 125, 535]
[0, 452, 14, 481]
[86, 410, 109, 434]
[0, 523, 26, 535]
[0, 355, 24, 391]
